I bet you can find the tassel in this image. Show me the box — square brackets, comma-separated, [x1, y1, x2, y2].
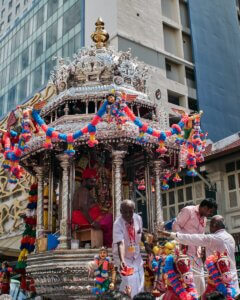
[173, 173, 182, 183]
[156, 140, 167, 154]
[64, 143, 75, 156]
[87, 133, 98, 147]
[43, 136, 52, 149]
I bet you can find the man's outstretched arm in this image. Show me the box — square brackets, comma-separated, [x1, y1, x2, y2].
[158, 230, 215, 248]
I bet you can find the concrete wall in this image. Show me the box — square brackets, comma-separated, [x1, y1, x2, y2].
[188, 0, 240, 142]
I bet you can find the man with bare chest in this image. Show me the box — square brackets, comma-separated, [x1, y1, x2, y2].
[72, 168, 113, 247]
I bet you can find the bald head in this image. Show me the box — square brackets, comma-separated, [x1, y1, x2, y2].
[120, 200, 135, 223]
[210, 215, 225, 233]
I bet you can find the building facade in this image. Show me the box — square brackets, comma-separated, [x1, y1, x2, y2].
[0, 0, 33, 35]
[0, 0, 84, 118]
[162, 132, 240, 244]
[1, 0, 240, 141]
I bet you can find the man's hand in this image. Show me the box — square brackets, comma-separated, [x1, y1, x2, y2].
[91, 221, 101, 230]
[120, 260, 126, 270]
[157, 230, 171, 238]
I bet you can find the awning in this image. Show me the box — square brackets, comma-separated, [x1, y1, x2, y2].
[0, 235, 21, 257]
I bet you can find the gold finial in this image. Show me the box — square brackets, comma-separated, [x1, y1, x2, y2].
[91, 17, 109, 49]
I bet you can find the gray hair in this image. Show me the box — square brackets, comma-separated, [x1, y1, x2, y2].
[211, 215, 225, 229]
[120, 199, 135, 210]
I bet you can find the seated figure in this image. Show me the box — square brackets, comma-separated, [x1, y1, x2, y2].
[72, 167, 113, 247]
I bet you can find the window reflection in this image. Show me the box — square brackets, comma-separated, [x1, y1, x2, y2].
[63, 1, 81, 36]
[35, 34, 43, 59]
[46, 21, 58, 50]
[8, 86, 16, 111]
[21, 47, 29, 70]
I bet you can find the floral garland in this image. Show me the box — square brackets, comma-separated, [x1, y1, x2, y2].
[205, 255, 236, 299]
[1, 92, 206, 185]
[163, 255, 198, 300]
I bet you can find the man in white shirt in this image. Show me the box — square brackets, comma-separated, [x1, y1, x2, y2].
[112, 200, 150, 298]
[159, 215, 239, 296]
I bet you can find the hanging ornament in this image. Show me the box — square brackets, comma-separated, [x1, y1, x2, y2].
[173, 173, 182, 183]
[161, 172, 171, 191]
[43, 136, 52, 149]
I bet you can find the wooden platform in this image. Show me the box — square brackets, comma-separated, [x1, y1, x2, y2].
[73, 228, 103, 248]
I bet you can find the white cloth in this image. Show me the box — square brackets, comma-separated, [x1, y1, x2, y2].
[171, 229, 240, 295]
[112, 213, 144, 298]
[189, 257, 205, 296]
[119, 263, 144, 298]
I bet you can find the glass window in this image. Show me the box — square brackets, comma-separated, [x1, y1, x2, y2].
[63, 1, 81, 36]
[35, 34, 43, 59]
[24, 0, 28, 5]
[47, 0, 58, 19]
[229, 191, 238, 208]
[8, 0, 12, 9]
[178, 204, 184, 212]
[68, 36, 75, 57]
[46, 21, 58, 49]
[74, 34, 80, 52]
[228, 175, 236, 190]
[8, 13, 12, 23]
[226, 162, 235, 173]
[1, 9, 5, 18]
[162, 193, 167, 206]
[177, 189, 184, 203]
[0, 96, 4, 116]
[16, 3, 20, 14]
[169, 206, 175, 219]
[33, 65, 42, 91]
[23, 20, 30, 38]
[7, 85, 16, 111]
[11, 30, 21, 53]
[36, 7, 44, 28]
[236, 160, 240, 170]
[21, 47, 29, 70]
[19, 77, 28, 101]
[163, 208, 168, 221]
[0, 22, 4, 32]
[62, 42, 68, 57]
[9, 57, 18, 80]
[186, 186, 192, 201]
[0, 67, 7, 88]
[169, 191, 175, 205]
[45, 56, 56, 82]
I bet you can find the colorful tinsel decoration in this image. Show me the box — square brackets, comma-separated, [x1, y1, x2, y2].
[161, 172, 171, 191]
[205, 255, 236, 300]
[16, 183, 37, 294]
[163, 255, 198, 300]
[173, 172, 182, 183]
[1, 92, 207, 185]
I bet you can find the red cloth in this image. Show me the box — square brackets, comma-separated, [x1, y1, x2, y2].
[72, 204, 113, 247]
[72, 205, 102, 227]
[163, 288, 180, 300]
[82, 168, 97, 179]
[0, 282, 10, 294]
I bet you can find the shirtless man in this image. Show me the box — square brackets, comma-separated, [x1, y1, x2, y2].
[72, 167, 113, 247]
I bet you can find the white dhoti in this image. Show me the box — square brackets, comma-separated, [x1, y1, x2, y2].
[190, 257, 205, 296]
[119, 263, 144, 298]
[112, 214, 145, 298]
